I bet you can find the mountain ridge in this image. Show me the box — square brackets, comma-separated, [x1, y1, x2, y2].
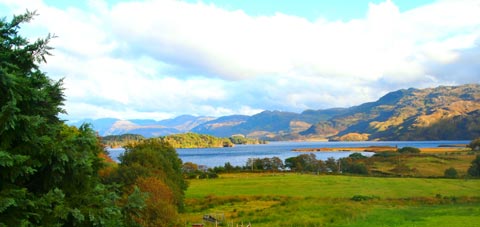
[71, 84, 480, 141]
[306, 84, 480, 141]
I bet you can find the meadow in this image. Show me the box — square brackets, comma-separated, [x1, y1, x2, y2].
[366, 150, 476, 177]
[181, 173, 480, 226]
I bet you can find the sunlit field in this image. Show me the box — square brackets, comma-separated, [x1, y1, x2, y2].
[181, 173, 480, 226]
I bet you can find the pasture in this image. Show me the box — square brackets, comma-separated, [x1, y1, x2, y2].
[181, 173, 480, 226]
[366, 151, 476, 177]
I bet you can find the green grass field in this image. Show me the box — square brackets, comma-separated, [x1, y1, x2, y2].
[367, 152, 476, 177]
[181, 173, 480, 226]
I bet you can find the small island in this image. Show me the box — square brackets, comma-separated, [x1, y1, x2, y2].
[102, 132, 267, 149]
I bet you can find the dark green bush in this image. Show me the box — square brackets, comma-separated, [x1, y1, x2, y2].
[468, 138, 480, 151]
[349, 152, 367, 159]
[467, 155, 480, 177]
[351, 195, 378, 201]
[398, 146, 421, 154]
[444, 167, 458, 178]
[373, 152, 398, 157]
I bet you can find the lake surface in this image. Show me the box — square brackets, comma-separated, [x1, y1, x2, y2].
[108, 140, 468, 168]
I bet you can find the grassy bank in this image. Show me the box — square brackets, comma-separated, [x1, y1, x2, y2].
[181, 173, 480, 226]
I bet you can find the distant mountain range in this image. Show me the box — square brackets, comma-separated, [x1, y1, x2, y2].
[71, 115, 215, 137]
[71, 84, 480, 141]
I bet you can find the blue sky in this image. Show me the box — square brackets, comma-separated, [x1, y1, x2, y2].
[42, 0, 436, 21]
[1, 0, 479, 121]
[184, 0, 436, 21]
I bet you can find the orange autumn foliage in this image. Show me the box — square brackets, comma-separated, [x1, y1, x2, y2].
[98, 152, 117, 179]
[133, 177, 179, 227]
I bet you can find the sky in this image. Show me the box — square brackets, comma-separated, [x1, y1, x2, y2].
[1, 0, 479, 121]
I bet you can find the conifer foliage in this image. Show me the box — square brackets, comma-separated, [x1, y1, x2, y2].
[0, 11, 122, 226]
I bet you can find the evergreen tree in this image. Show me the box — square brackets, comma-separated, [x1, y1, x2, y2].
[0, 11, 121, 226]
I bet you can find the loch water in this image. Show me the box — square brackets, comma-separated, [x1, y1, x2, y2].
[108, 140, 469, 168]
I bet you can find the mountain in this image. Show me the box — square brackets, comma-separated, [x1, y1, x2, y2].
[402, 109, 480, 140]
[70, 118, 119, 136]
[191, 115, 250, 137]
[72, 115, 213, 137]
[302, 84, 480, 141]
[80, 119, 178, 137]
[71, 108, 344, 139]
[190, 109, 346, 139]
[70, 84, 480, 141]
[158, 115, 215, 131]
[129, 119, 158, 126]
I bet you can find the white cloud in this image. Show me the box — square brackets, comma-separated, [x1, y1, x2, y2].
[1, 0, 479, 121]
[108, 0, 480, 82]
[62, 102, 174, 121]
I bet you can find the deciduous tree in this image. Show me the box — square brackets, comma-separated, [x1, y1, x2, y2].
[110, 138, 188, 225]
[467, 155, 480, 177]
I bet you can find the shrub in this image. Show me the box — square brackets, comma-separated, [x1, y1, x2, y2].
[468, 138, 480, 151]
[444, 167, 458, 178]
[467, 155, 480, 177]
[373, 152, 398, 158]
[340, 160, 369, 175]
[351, 195, 378, 201]
[398, 146, 421, 154]
[350, 163, 369, 174]
[208, 172, 219, 179]
[349, 152, 367, 159]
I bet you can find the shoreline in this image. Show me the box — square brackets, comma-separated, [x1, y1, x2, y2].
[293, 146, 397, 153]
[293, 145, 469, 153]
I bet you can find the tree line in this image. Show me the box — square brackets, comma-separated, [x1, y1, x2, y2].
[102, 134, 145, 148]
[182, 143, 480, 179]
[181, 153, 370, 179]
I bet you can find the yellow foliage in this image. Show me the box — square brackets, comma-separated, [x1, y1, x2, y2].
[134, 177, 179, 227]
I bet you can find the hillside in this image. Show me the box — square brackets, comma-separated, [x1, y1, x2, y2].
[303, 84, 480, 140]
[158, 115, 216, 131]
[190, 108, 347, 139]
[71, 84, 480, 141]
[74, 109, 344, 138]
[191, 115, 250, 137]
[71, 115, 213, 137]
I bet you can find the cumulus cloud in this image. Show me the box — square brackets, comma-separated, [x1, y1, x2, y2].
[107, 0, 480, 81]
[1, 0, 479, 121]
